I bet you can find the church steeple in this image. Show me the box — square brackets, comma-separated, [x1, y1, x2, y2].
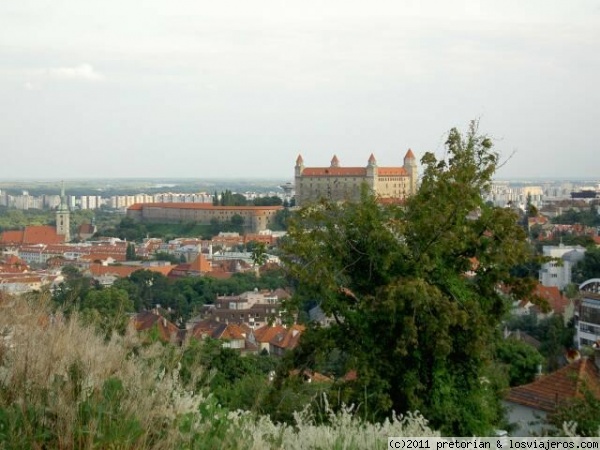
[56, 181, 71, 242]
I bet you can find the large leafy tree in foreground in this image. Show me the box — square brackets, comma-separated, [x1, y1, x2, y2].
[281, 122, 535, 435]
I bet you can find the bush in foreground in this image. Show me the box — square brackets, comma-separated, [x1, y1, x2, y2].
[0, 297, 437, 449]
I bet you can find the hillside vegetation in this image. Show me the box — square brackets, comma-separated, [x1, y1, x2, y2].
[0, 296, 437, 449]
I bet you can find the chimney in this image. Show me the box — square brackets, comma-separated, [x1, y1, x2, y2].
[535, 363, 543, 379]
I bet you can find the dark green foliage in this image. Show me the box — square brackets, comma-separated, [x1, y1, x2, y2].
[126, 242, 137, 261]
[219, 189, 247, 206]
[153, 251, 183, 264]
[107, 268, 288, 322]
[75, 378, 144, 447]
[177, 338, 280, 413]
[495, 338, 544, 386]
[280, 122, 535, 435]
[551, 205, 600, 227]
[253, 196, 283, 206]
[573, 246, 600, 283]
[548, 384, 600, 436]
[272, 207, 292, 231]
[505, 314, 576, 371]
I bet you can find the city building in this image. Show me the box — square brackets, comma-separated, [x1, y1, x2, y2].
[294, 150, 418, 207]
[126, 203, 282, 232]
[504, 356, 600, 436]
[538, 244, 586, 289]
[576, 278, 600, 348]
[197, 288, 290, 329]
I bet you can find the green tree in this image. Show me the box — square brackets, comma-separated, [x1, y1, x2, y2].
[80, 287, 134, 336]
[548, 383, 600, 436]
[496, 338, 544, 386]
[126, 243, 136, 261]
[251, 241, 268, 277]
[573, 246, 600, 284]
[281, 122, 535, 435]
[230, 214, 245, 232]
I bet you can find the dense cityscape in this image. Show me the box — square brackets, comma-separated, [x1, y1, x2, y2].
[2, 0, 600, 447]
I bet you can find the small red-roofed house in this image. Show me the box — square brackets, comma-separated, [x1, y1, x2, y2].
[132, 310, 184, 344]
[512, 284, 574, 325]
[254, 324, 287, 353]
[505, 358, 600, 435]
[269, 325, 305, 357]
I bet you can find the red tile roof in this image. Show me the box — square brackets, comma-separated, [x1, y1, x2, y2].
[269, 324, 305, 350]
[534, 284, 570, 315]
[0, 226, 64, 245]
[132, 311, 182, 343]
[506, 358, 600, 412]
[189, 254, 212, 273]
[254, 324, 286, 343]
[405, 149, 415, 159]
[301, 167, 367, 177]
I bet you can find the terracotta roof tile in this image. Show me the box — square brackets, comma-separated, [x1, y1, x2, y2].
[534, 284, 569, 315]
[506, 358, 600, 412]
[132, 311, 182, 343]
[1, 226, 64, 245]
[302, 167, 367, 177]
[254, 324, 286, 343]
[189, 254, 212, 273]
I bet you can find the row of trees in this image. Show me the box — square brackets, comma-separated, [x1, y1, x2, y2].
[212, 190, 285, 207]
[54, 266, 288, 327]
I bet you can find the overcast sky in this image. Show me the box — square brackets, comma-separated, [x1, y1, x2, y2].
[1, 1, 598, 180]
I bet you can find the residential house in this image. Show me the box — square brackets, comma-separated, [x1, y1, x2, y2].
[198, 288, 290, 329]
[505, 356, 600, 436]
[269, 324, 305, 357]
[169, 253, 212, 278]
[254, 324, 287, 353]
[132, 310, 184, 343]
[513, 284, 574, 325]
[189, 320, 258, 354]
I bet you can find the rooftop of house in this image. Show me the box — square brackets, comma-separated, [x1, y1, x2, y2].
[0, 225, 65, 245]
[132, 310, 183, 343]
[533, 284, 570, 315]
[505, 357, 600, 412]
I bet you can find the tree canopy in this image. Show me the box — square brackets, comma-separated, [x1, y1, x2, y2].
[281, 122, 535, 435]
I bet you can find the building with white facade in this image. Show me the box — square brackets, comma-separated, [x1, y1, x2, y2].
[576, 279, 600, 348]
[538, 244, 586, 289]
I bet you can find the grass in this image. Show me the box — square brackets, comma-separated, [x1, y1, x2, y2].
[0, 295, 438, 449]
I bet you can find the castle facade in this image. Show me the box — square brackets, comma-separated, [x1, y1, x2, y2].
[294, 150, 418, 206]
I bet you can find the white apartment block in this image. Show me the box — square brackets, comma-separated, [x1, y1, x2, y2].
[576, 279, 600, 348]
[539, 244, 586, 289]
[485, 183, 543, 209]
